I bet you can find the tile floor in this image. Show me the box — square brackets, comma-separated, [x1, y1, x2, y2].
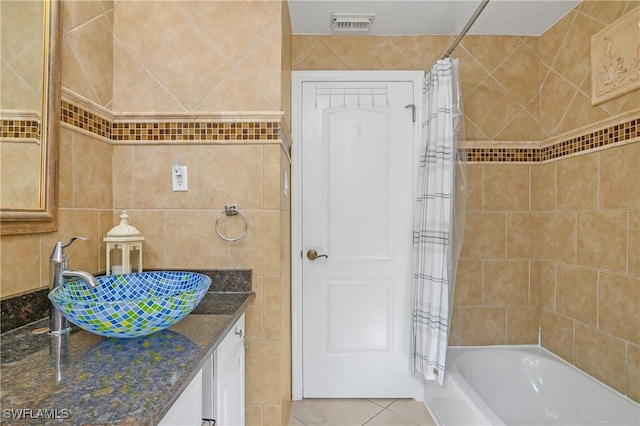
[288, 399, 436, 426]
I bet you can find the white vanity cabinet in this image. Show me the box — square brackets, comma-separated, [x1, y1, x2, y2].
[203, 314, 246, 426]
[159, 314, 246, 426]
[158, 370, 203, 426]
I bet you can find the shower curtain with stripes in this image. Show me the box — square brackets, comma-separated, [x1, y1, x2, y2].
[412, 58, 465, 385]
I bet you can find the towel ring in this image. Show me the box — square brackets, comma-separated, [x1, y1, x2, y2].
[215, 204, 248, 242]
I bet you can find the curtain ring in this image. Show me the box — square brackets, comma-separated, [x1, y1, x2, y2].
[215, 204, 248, 242]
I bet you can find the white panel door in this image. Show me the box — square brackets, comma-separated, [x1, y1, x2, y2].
[301, 77, 423, 398]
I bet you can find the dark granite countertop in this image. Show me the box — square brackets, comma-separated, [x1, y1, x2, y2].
[0, 291, 254, 425]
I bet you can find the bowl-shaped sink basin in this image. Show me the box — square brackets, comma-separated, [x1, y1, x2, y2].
[48, 271, 211, 338]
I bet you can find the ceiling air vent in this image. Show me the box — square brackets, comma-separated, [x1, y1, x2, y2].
[330, 13, 375, 34]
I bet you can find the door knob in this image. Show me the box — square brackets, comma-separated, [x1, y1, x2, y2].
[306, 249, 328, 261]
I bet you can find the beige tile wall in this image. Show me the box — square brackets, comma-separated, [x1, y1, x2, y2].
[279, 7, 293, 426]
[1, 0, 44, 111]
[455, 140, 640, 403]
[112, 0, 285, 113]
[111, 140, 292, 423]
[0, 124, 113, 298]
[539, 1, 639, 138]
[2, 2, 293, 425]
[62, 0, 113, 108]
[110, 2, 293, 423]
[536, 1, 640, 402]
[1, 1, 114, 299]
[293, 34, 541, 142]
[2, 1, 51, 211]
[451, 164, 540, 347]
[536, 143, 640, 401]
[0, 140, 42, 209]
[280, 0, 293, 138]
[292, 0, 639, 144]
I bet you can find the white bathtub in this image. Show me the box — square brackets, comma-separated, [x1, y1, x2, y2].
[424, 345, 640, 426]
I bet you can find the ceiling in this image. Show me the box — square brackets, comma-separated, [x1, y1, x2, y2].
[288, 0, 581, 36]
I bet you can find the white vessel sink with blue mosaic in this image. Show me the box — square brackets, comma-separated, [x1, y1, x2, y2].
[48, 271, 211, 338]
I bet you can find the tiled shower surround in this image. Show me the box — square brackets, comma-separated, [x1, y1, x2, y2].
[454, 138, 639, 402]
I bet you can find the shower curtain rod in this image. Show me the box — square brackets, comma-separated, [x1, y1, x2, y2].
[441, 0, 490, 60]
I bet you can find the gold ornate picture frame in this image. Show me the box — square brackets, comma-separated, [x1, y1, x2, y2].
[591, 7, 640, 106]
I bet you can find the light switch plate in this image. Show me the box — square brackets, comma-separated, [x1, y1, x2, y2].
[283, 170, 289, 197]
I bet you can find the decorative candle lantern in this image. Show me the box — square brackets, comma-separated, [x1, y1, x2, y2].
[104, 211, 144, 275]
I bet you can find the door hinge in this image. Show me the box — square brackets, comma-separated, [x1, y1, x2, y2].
[405, 104, 416, 122]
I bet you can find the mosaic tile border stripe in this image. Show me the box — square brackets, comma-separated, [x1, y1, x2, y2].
[465, 116, 639, 162]
[60, 101, 280, 142]
[112, 121, 279, 141]
[61, 100, 111, 139]
[540, 118, 638, 161]
[59, 99, 638, 160]
[0, 119, 40, 141]
[466, 147, 538, 163]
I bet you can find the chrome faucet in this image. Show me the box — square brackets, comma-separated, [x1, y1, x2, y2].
[49, 237, 99, 335]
